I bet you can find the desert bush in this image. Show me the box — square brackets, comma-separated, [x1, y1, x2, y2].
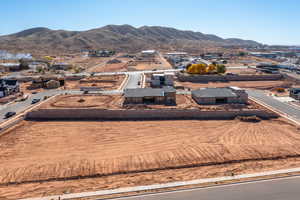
[275, 88, 285, 93]
[78, 98, 85, 103]
[236, 115, 261, 123]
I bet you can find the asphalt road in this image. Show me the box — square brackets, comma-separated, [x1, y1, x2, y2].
[247, 89, 300, 121]
[124, 72, 142, 89]
[105, 176, 300, 200]
[0, 89, 81, 122]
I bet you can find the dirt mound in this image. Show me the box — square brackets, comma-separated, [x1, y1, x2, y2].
[236, 115, 261, 123]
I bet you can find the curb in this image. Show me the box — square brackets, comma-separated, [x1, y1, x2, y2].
[21, 167, 300, 200]
[249, 96, 300, 125]
[0, 94, 59, 134]
[118, 74, 129, 91]
[140, 73, 146, 88]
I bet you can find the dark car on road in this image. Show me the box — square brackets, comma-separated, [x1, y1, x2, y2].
[31, 98, 40, 104]
[4, 112, 16, 119]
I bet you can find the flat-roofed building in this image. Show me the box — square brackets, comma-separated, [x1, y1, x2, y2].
[150, 72, 174, 87]
[124, 86, 176, 105]
[192, 87, 248, 105]
[0, 63, 20, 71]
[141, 50, 157, 57]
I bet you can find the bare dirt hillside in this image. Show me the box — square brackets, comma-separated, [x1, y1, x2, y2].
[0, 25, 261, 54]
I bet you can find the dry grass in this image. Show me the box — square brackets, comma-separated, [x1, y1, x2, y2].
[0, 119, 299, 186]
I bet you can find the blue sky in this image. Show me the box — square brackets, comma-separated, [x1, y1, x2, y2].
[0, 0, 299, 45]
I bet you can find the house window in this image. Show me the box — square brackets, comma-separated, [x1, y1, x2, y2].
[216, 98, 228, 104]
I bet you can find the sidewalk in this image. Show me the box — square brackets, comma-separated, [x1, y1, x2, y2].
[21, 167, 300, 200]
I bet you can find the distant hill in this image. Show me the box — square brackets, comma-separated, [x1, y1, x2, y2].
[0, 25, 261, 54]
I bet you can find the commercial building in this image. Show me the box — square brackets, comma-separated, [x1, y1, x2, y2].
[124, 86, 176, 105]
[192, 87, 248, 105]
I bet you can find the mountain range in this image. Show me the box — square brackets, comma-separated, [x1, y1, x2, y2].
[0, 25, 261, 54]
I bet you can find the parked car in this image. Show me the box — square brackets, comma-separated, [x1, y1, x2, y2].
[227, 73, 237, 76]
[4, 112, 16, 119]
[31, 91, 37, 94]
[20, 94, 29, 101]
[31, 98, 40, 104]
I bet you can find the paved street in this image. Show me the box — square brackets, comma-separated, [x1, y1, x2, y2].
[105, 176, 300, 200]
[247, 89, 300, 122]
[124, 72, 142, 89]
[0, 89, 81, 122]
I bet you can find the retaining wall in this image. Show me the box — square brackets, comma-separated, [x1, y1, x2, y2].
[177, 73, 283, 82]
[25, 108, 278, 121]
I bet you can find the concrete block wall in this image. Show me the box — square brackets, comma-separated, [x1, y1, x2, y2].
[25, 108, 278, 121]
[177, 73, 283, 82]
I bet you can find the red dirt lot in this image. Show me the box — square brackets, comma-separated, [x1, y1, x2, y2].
[65, 75, 125, 91]
[177, 80, 294, 90]
[40, 94, 123, 109]
[226, 67, 258, 74]
[39, 94, 262, 111]
[0, 119, 299, 199]
[91, 58, 130, 73]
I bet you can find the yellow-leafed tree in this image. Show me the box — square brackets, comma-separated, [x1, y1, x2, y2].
[206, 64, 216, 73]
[44, 56, 54, 61]
[186, 64, 208, 74]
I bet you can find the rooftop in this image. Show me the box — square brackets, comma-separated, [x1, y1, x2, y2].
[141, 50, 156, 54]
[0, 63, 20, 67]
[124, 87, 175, 98]
[192, 88, 237, 98]
[125, 88, 164, 98]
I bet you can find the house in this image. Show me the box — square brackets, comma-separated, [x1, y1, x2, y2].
[165, 52, 188, 57]
[192, 87, 248, 105]
[141, 50, 157, 57]
[51, 63, 72, 70]
[28, 76, 64, 89]
[0, 63, 20, 72]
[88, 50, 115, 57]
[0, 87, 7, 97]
[124, 86, 176, 105]
[0, 79, 20, 98]
[290, 87, 300, 100]
[150, 72, 174, 87]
